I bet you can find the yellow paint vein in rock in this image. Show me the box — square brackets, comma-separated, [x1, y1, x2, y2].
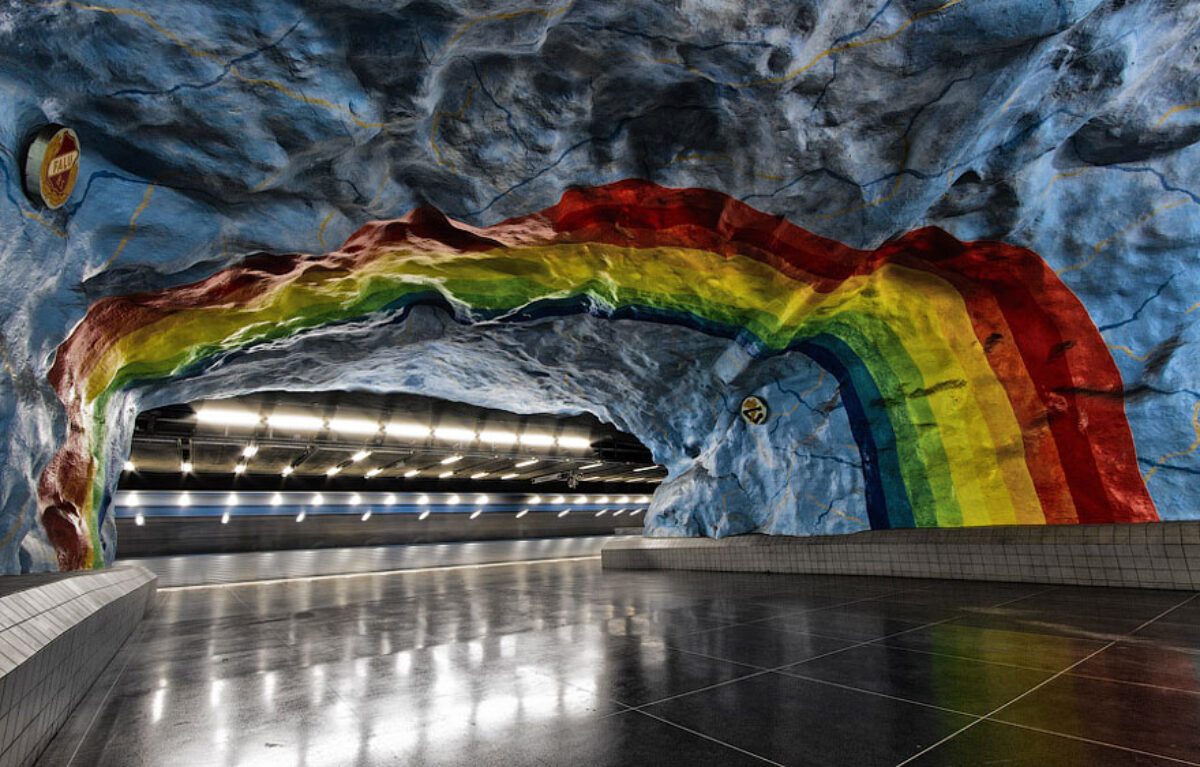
[1156, 101, 1200, 127]
[740, 0, 966, 87]
[446, 1, 575, 46]
[1108, 344, 1153, 363]
[1144, 401, 1200, 483]
[22, 210, 67, 238]
[430, 87, 476, 166]
[1058, 198, 1188, 275]
[104, 183, 156, 269]
[316, 210, 337, 250]
[45, 0, 387, 130]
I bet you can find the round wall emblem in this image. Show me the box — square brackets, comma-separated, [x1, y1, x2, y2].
[740, 395, 769, 425]
[23, 124, 81, 210]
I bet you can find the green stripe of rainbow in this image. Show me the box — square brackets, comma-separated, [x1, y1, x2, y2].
[38, 180, 1156, 570]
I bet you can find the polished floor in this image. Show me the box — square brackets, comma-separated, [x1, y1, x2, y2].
[123, 535, 617, 587]
[37, 558, 1200, 766]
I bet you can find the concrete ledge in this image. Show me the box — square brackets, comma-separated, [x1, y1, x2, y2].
[0, 565, 156, 767]
[602, 523, 1200, 590]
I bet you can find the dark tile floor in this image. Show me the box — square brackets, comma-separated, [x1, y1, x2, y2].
[36, 558, 1200, 766]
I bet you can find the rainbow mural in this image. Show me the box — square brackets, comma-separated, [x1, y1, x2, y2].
[39, 180, 1157, 570]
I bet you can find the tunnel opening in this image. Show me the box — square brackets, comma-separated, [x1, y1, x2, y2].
[111, 391, 660, 558]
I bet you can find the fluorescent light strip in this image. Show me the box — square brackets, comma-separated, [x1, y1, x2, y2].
[557, 436, 591, 449]
[241, 445, 258, 458]
[633, 465, 660, 473]
[434, 427, 476, 442]
[329, 418, 380, 435]
[519, 433, 554, 447]
[579, 462, 604, 470]
[480, 430, 518, 444]
[514, 459, 538, 468]
[386, 422, 432, 438]
[351, 450, 371, 462]
[440, 455, 463, 465]
[197, 408, 261, 427]
[267, 413, 324, 431]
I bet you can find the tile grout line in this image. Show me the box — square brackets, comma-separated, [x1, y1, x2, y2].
[992, 721, 1200, 766]
[630, 708, 787, 766]
[893, 591, 1200, 766]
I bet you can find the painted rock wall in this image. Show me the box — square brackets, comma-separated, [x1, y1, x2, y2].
[0, 0, 1197, 572]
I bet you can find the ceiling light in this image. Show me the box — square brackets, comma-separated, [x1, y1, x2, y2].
[636, 496, 650, 504]
[365, 468, 381, 478]
[361, 510, 372, 521]
[475, 494, 489, 505]
[519, 433, 554, 447]
[438, 470, 454, 478]
[551, 495, 565, 504]
[613, 508, 625, 516]
[241, 445, 259, 459]
[515, 508, 529, 518]
[470, 472, 488, 479]
[326, 466, 342, 476]
[440, 455, 463, 465]
[514, 458, 538, 468]
[350, 493, 362, 506]
[312, 493, 324, 506]
[329, 418, 380, 435]
[387, 422, 432, 438]
[296, 511, 306, 522]
[557, 436, 591, 449]
[177, 492, 191, 507]
[633, 465, 659, 473]
[434, 426, 476, 442]
[233, 463, 247, 475]
[469, 509, 483, 520]
[418, 510, 430, 520]
[579, 462, 604, 470]
[573, 495, 587, 504]
[180, 461, 193, 473]
[267, 413, 324, 431]
[595, 509, 608, 517]
[403, 469, 419, 478]
[631, 508, 644, 516]
[617, 496, 630, 504]
[528, 495, 542, 505]
[281, 465, 294, 477]
[596, 496, 610, 503]
[122, 460, 136, 472]
[225, 493, 239, 506]
[500, 473, 518, 480]
[270, 492, 283, 506]
[447, 494, 460, 505]
[385, 493, 397, 505]
[197, 407, 261, 427]
[480, 430, 518, 444]
[126, 492, 140, 507]
[557, 508, 571, 518]
[417, 495, 429, 505]
[134, 512, 145, 526]
[351, 450, 371, 462]
[220, 511, 230, 525]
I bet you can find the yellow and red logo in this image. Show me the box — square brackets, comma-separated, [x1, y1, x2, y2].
[24, 125, 80, 210]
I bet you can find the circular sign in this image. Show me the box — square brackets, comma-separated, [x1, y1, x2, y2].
[740, 395, 769, 426]
[23, 124, 81, 210]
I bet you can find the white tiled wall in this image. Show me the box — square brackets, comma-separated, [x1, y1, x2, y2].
[602, 523, 1200, 590]
[0, 566, 156, 767]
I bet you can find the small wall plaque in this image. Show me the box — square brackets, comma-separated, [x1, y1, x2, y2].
[24, 124, 80, 210]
